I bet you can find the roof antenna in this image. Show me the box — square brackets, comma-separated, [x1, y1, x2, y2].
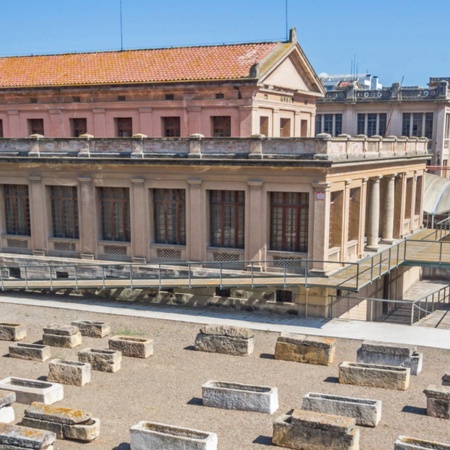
[285, 0, 288, 41]
[120, 0, 124, 51]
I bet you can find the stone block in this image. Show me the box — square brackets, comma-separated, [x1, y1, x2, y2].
[0, 406, 14, 424]
[0, 391, 15, 424]
[9, 343, 51, 362]
[0, 377, 64, 405]
[202, 380, 278, 414]
[47, 359, 91, 386]
[78, 348, 122, 372]
[339, 361, 410, 390]
[130, 421, 217, 450]
[395, 436, 450, 449]
[357, 341, 423, 375]
[424, 385, 450, 419]
[62, 418, 100, 442]
[42, 325, 82, 349]
[0, 423, 56, 449]
[274, 333, 336, 366]
[195, 325, 254, 356]
[0, 323, 27, 341]
[71, 320, 110, 338]
[0, 391, 15, 409]
[43, 325, 79, 336]
[443, 373, 450, 386]
[272, 409, 359, 450]
[302, 392, 382, 427]
[109, 335, 153, 358]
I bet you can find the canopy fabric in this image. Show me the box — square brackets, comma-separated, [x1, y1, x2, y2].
[424, 173, 450, 215]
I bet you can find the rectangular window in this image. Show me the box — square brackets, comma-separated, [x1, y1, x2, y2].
[357, 113, 387, 136]
[425, 113, 433, 139]
[270, 192, 309, 253]
[115, 118, 133, 137]
[3, 185, 30, 236]
[367, 113, 377, 137]
[212, 116, 231, 137]
[260, 116, 269, 136]
[210, 190, 245, 249]
[323, 114, 333, 134]
[28, 119, 44, 135]
[153, 189, 186, 245]
[70, 118, 87, 137]
[100, 187, 130, 242]
[334, 115, 342, 136]
[316, 114, 343, 136]
[50, 186, 79, 239]
[280, 118, 291, 137]
[0, 119, 3, 138]
[402, 113, 433, 138]
[162, 117, 181, 137]
[357, 114, 365, 135]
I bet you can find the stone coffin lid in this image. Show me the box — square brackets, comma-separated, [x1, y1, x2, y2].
[278, 333, 336, 348]
[423, 385, 450, 400]
[199, 325, 254, 339]
[290, 409, 356, 433]
[0, 423, 56, 448]
[25, 402, 91, 425]
[43, 325, 79, 336]
[361, 341, 415, 356]
[0, 391, 15, 408]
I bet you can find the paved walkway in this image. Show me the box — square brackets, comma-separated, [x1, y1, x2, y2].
[1, 291, 450, 349]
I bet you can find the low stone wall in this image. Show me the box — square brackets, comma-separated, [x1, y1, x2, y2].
[357, 341, 423, 375]
[130, 421, 218, 450]
[274, 334, 336, 366]
[395, 436, 450, 449]
[43, 325, 82, 349]
[71, 320, 110, 338]
[195, 325, 254, 356]
[47, 359, 91, 386]
[78, 348, 122, 373]
[21, 402, 100, 442]
[272, 409, 359, 450]
[0, 323, 26, 341]
[0, 377, 63, 405]
[339, 362, 410, 390]
[109, 335, 153, 359]
[9, 343, 50, 362]
[424, 385, 450, 419]
[302, 392, 382, 427]
[202, 380, 278, 414]
[0, 423, 56, 449]
[0, 391, 15, 424]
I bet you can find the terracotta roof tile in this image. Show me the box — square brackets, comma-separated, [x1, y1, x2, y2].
[0, 42, 280, 88]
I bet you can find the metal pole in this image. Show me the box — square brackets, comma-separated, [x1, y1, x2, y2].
[158, 264, 161, 291]
[220, 263, 223, 289]
[102, 266, 105, 290]
[251, 261, 254, 289]
[283, 260, 287, 289]
[49, 266, 53, 291]
[188, 263, 191, 289]
[411, 302, 414, 325]
[130, 264, 133, 290]
[25, 267, 28, 290]
[75, 265, 78, 291]
[0, 268, 4, 291]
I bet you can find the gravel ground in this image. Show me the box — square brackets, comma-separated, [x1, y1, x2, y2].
[0, 300, 449, 450]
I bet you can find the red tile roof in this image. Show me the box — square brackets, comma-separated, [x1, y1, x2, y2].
[0, 43, 280, 88]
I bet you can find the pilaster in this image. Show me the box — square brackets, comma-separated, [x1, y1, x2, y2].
[28, 175, 46, 255]
[78, 176, 96, 258]
[246, 180, 265, 265]
[130, 177, 147, 262]
[187, 178, 204, 261]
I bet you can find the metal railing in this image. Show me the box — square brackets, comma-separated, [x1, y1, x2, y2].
[411, 284, 450, 324]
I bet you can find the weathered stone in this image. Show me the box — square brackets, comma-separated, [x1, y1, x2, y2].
[0, 391, 15, 409]
[302, 392, 382, 427]
[443, 373, 450, 386]
[199, 325, 254, 339]
[195, 333, 254, 356]
[20, 417, 64, 439]
[424, 385, 450, 419]
[0, 323, 27, 341]
[274, 333, 336, 366]
[357, 341, 423, 375]
[42, 332, 82, 349]
[62, 418, 100, 442]
[71, 320, 110, 338]
[339, 361, 410, 391]
[25, 402, 91, 425]
[272, 409, 359, 450]
[43, 325, 79, 336]
[109, 335, 153, 359]
[395, 435, 450, 449]
[202, 380, 278, 414]
[0, 378, 64, 405]
[0, 423, 56, 449]
[130, 421, 217, 450]
[0, 407, 14, 424]
[47, 359, 91, 387]
[78, 348, 122, 372]
[9, 343, 51, 362]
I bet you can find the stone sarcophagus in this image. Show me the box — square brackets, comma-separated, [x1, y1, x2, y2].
[42, 325, 82, 349]
[339, 361, 410, 391]
[21, 402, 100, 442]
[47, 359, 91, 387]
[424, 385, 450, 419]
[130, 421, 217, 450]
[274, 333, 336, 366]
[0, 391, 16, 424]
[78, 348, 122, 373]
[395, 436, 450, 450]
[302, 392, 382, 427]
[195, 325, 254, 356]
[71, 320, 110, 338]
[108, 335, 153, 359]
[0, 423, 56, 449]
[0, 323, 27, 341]
[0, 377, 63, 405]
[272, 409, 359, 450]
[202, 380, 278, 414]
[357, 341, 423, 375]
[9, 343, 51, 362]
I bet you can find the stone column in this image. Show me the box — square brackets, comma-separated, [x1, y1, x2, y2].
[381, 174, 396, 243]
[246, 180, 266, 267]
[272, 108, 280, 137]
[78, 176, 96, 259]
[358, 178, 368, 258]
[187, 178, 204, 261]
[341, 180, 352, 259]
[138, 107, 153, 136]
[28, 175, 46, 255]
[93, 108, 106, 137]
[394, 173, 407, 239]
[366, 176, 382, 250]
[410, 172, 418, 231]
[7, 110, 19, 137]
[294, 111, 301, 137]
[130, 177, 147, 263]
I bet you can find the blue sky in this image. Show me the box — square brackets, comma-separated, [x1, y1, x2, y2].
[0, 0, 448, 87]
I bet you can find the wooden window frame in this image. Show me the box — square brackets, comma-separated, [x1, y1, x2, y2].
[212, 116, 231, 137]
[100, 187, 130, 242]
[115, 118, 133, 137]
[50, 186, 79, 239]
[3, 184, 31, 236]
[153, 189, 186, 245]
[28, 119, 44, 135]
[70, 118, 87, 137]
[162, 117, 181, 137]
